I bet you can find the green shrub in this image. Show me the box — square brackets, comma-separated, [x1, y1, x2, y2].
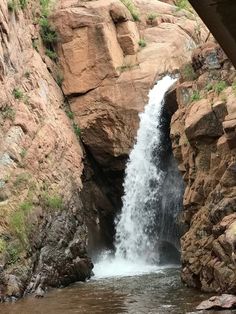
[14, 173, 30, 187]
[9, 200, 33, 245]
[73, 123, 81, 137]
[181, 63, 197, 81]
[213, 81, 228, 95]
[138, 39, 146, 48]
[20, 148, 27, 159]
[20, 201, 33, 213]
[56, 73, 64, 87]
[39, 2, 58, 62]
[42, 194, 63, 210]
[205, 83, 213, 92]
[12, 88, 24, 100]
[175, 0, 191, 11]
[191, 90, 201, 102]
[19, 0, 27, 9]
[24, 71, 30, 78]
[65, 110, 74, 120]
[40, 0, 51, 17]
[8, 0, 18, 12]
[0, 238, 6, 253]
[6, 241, 22, 264]
[9, 211, 27, 245]
[147, 13, 158, 21]
[1, 105, 16, 121]
[120, 0, 140, 21]
[39, 16, 57, 45]
[45, 49, 57, 61]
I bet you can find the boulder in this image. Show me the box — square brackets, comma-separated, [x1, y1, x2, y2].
[196, 294, 236, 310]
[116, 21, 139, 55]
[185, 99, 223, 140]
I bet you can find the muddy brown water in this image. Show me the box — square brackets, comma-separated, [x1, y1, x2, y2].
[0, 269, 236, 314]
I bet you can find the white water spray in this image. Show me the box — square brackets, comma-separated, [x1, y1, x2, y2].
[94, 75, 179, 278]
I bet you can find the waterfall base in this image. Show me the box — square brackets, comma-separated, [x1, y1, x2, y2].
[93, 251, 178, 279]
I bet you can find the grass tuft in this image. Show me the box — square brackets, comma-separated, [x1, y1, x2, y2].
[1, 105, 16, 121]
[42, 193, 63, 210]
[45, 48, 57, 61]
[138, 39, 146, 48]
[12, 88, 24, 100]
[73, 123, 81, 137]
[213, 81, 228, 95]
[191, 90, 201, 102]
[175, 0, 192, 11]
[147, 13, 158, 21]
[180, 63, 197, 81]
[19, 0, 27, 9]
[120, 0, 140, 21]
[8, 0, 18, 12]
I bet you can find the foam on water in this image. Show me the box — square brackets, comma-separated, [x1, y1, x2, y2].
[93, 251, 164, 279]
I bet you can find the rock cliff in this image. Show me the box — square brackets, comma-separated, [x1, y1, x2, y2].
[170, 42, 236, 292]
[0, 0, 94, 299]
[0, 0, 206, 300]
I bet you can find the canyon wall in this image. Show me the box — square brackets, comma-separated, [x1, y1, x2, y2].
[0, 0, 94, 299]
[0, 0, 207, 299]
[171, 43, 236, 292]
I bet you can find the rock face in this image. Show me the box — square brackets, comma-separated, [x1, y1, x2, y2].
[0, 0, 92, 300]
[170, 42, 236, 292]
[52, 0, 203, 171]
[0, 0, 206, 300]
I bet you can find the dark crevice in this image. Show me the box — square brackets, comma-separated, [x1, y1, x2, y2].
[80, 142, 126, 257]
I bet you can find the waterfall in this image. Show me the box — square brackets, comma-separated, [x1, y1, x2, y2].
[94, 75, 183, 278]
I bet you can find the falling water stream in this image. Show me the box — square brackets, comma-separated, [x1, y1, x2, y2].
[94, 75, 182, 277]
[115, 76, 178, 264]
[0, 76, 225, 313]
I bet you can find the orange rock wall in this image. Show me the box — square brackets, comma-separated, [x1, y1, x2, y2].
[171, 43, 236, 292]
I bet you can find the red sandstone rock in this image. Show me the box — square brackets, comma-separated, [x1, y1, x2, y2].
[171, 42, 236, 293]
[52, 0, 203, 168]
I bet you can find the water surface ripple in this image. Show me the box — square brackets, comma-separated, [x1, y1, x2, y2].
[1, 269, 234, 314]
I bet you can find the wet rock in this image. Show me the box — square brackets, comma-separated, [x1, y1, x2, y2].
[5, 275, 22, 299]
[34, 286, 45, 298]
[196, 294, 236, 310]
[26, 195, 94, 293]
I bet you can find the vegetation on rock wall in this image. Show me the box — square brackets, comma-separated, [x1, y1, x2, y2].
[172, 42, 236, 293]
[175, 0, 192, 11]
[120, 0, 140, 21]
[39, 0, 58, 60]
